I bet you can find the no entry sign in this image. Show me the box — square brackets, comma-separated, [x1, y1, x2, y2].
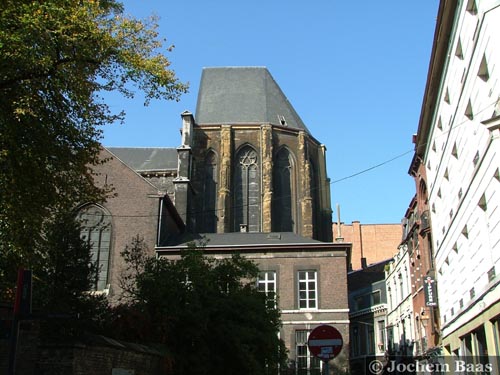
[307, 325, 343, 361]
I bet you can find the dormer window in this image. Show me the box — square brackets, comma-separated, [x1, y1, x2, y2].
[278, 115, 287, 126]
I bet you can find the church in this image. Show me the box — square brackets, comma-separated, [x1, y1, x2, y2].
[83, 67, 351, 371]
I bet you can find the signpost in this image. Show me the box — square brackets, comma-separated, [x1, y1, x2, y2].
[308, 325, 343, 375]
[424, 276, 438, 307]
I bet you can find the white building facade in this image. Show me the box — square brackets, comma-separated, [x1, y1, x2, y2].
[385, 244, 415, 357]
[413, 0, 500, 363]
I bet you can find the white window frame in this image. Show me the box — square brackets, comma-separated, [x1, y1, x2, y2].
[298, 270, 318, 310]
[258, 270, 277, 306]
[295, 330, 322, 375]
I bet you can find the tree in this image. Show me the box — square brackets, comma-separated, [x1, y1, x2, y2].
[34, 211, 111, 339]
[0, 0, 188, 295]
[112, 237, 288, 375]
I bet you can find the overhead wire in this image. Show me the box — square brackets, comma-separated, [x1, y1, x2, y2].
[79, 99, 498, 219]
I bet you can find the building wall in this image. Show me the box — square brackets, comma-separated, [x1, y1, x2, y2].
[332, 221, 402, 271]
[385, 244, 415, 356]
[189, 124, 333, 241]
[348, 272, 388, 370]
[249, 250, 350, 367]
[89, 148, 165, 302]
[415, 0, 500, 359]
[158, 243, 351, 372]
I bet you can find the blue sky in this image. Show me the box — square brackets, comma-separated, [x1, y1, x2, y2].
[102, 0, 440, 225]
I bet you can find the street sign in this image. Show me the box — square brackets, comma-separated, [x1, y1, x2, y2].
[307, 325, 343, 361]
[424, 276, 438, 307]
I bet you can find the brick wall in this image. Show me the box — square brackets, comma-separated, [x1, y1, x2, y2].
[94, 148, 163, 303]
[333, 221, 402, 270]
[1, 332, 167, 375]
[37, 341, 166, 375]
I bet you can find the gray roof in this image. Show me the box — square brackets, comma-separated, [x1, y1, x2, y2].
[161, 232, 326, 248]
[195, 67, 310, 133]
[107, 147, 178, 172]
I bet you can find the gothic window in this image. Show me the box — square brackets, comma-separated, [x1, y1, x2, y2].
[202, 150, 218, 232]
[77, 204, 112, 291]
[234, 145, 260, 232]
[272, 148, 295, 232]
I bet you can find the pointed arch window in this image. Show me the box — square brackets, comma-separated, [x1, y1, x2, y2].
[234, 146, 260, 232]
[202, 150, 218, 232]
[272, 148, 295, 232]
[77, 204, 111, 291]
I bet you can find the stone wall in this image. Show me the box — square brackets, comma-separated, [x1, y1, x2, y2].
[1, 331, 168, 375]
[37, 339, 167, 375]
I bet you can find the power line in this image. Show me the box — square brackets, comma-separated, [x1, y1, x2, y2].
[79, 99, 498, 219]
[331, 149, 414, 184]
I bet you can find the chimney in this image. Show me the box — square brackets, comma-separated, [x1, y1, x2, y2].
[361, 257, 367, 269]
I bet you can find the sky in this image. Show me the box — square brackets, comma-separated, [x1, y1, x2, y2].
[102, 0, 440, 225]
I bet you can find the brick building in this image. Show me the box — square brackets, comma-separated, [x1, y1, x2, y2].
[78, 147, 184, 302]
[332, 221, 401, 271]
[84, 67, 351, 373]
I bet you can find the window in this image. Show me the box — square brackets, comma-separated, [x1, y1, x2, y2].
[462, 225, 469, 238]
[378, 320, 386, 352]
[465, 100, 474, 120]
[478, 54, 489, 81]
[234, 146, 260, 232]
[455, 38, 464, 59]
[399, 273, 404, 300]
[466, 0, 477, 15]
[387, 287, 392, 311]
[202, 150, 218, 232]
[479, 193, 487, 211]
[298, 270, 318, 309]
[372, 290, 381, 305]
[354, 294, 370, 311]
[444, 87, 450, 103]
[452, 143, 458, 158]
[367, 324, 375, 354]
[488, 267, 496, 282]
[77, 204, 111, 291]
[461, 327, 489, 368]
[272, 148, 295, 232]
[258, 271, 277, 307]
[473, 151, 480, 166]
[351, 326, 360, 356]
[296, 330, 321, 375]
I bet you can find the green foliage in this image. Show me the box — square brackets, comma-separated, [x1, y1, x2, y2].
[0, 0, 188, 294]
[34, 211, 110, 339]
[112, 237, 288, 375]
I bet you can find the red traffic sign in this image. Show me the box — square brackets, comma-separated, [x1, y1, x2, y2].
[307, 325, 343, 361]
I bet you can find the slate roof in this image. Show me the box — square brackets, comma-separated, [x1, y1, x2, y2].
[195, 67, 310, 133]
[159, 232, 327, 248]
[106, 147, 178, 172]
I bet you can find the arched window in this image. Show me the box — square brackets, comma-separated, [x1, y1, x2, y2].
[77, 204, 111, 291]
[234, 145, 260, 232]
[202, 150, 218, 232]
[272, 147, 295, 232]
